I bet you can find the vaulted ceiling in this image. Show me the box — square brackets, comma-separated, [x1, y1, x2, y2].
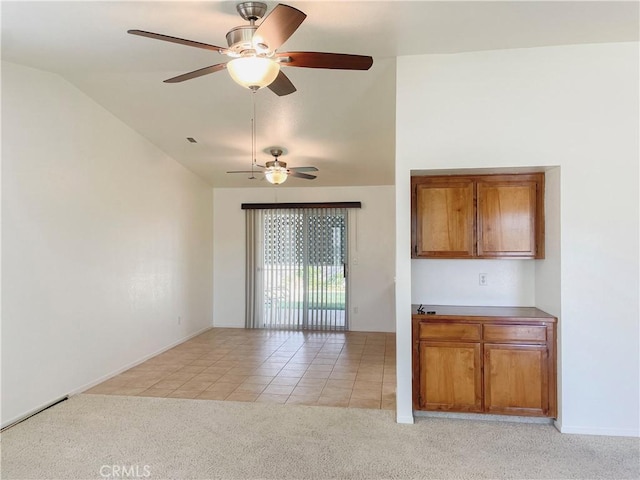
[2, 1, 637, 187]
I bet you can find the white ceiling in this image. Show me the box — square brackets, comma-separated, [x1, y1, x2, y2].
[2, 1, 637, 187]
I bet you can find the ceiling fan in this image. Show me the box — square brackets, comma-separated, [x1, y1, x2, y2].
[227, 148, 318, 184]
[128, 2, 373, 96]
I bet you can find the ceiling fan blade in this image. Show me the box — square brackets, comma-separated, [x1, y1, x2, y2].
[128, 30, 225, 52]
[289, 166, 318, 172]
[277, 51, 373, 70]
[253, 4, 306, 51]
[268, 71, 297, 96]
[289, 171, 317, 180]
[164, 63, 227, 83]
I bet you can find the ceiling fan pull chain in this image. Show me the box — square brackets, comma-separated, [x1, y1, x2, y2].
[250, 117, 255, 175]
[252, 90, 257, 168]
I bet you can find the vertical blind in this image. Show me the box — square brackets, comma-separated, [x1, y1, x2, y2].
[244, 203, 360, 331]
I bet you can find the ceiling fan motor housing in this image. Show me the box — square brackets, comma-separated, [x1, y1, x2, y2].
[225, 25, 259, 54]
[266, 160, 287, 169]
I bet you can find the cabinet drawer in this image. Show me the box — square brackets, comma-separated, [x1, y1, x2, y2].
[483, 325, 546, 343]
[419, 323, 481, 341]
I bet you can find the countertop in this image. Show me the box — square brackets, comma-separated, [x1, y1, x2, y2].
[412, 304, 556, 321]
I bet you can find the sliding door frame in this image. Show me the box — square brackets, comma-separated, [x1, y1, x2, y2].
[243, 202, 361, 331]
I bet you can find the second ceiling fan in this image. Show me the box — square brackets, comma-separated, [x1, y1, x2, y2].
[128, 2, 373, 96]
[227, 148, 318, 185]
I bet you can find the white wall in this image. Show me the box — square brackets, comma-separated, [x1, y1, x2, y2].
[1, 62, 214, 426]
[535, 167, 563, 425]
[213, 186, 395, 332]
[395, 43, 639, 436]
[412, 259, 535, 306]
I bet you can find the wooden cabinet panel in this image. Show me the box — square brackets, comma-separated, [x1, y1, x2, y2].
[412, 173, 544, 259]
[484, 343, 549, 416]
[419, 323, 481, 341]
[483, 325, 546, 343]
[419, 341, 482, 412]
[413, 178, 474, 258]
[477, 179, 539, 258]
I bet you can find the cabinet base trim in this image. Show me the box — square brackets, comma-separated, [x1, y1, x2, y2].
[414, 410, 554, 425]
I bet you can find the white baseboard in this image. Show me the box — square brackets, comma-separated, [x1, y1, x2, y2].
[68, 325, 213, 397]
[396, 414, 415, 424]
[1, 326, 214, 430]
[553, 419, 562, 433]
[1, 396, 69, 431]
[559, 424, 640, 438]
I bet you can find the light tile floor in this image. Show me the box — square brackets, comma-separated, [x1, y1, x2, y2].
[85, 328, 396, 410]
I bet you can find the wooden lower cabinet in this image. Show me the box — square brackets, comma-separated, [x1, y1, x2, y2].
[484, 343, 549, 416]
[412, 306, 557, 418]
[419, 341, 482, 412]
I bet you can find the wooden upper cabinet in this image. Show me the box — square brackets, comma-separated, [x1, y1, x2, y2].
[477, 176, 543, 258]
[412, 173, 544, 259]
[413, 178, 475, 258]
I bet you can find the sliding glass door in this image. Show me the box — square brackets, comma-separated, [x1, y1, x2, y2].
[247, 207, 348, 331]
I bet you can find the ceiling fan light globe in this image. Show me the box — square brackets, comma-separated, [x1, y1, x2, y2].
[227, 57, 280, 90]
[265, 167, 288, 185]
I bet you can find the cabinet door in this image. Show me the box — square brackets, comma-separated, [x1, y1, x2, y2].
[477, 177, 542, 258]
[419, 341, 483, 412]
[413, 178, 475, 258]
[484, 343, 549, 416]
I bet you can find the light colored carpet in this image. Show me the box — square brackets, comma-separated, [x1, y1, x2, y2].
[1, 394, 638, 479]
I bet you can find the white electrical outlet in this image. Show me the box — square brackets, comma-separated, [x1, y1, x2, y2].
[479, 273, 488, 286]
[178, 316, 182, 324]
[353, 306, 359, 314]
